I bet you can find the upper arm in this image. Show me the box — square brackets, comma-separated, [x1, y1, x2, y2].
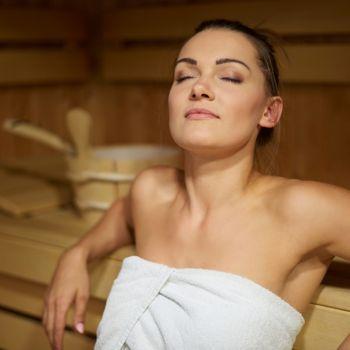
[287, 180, 350, 262]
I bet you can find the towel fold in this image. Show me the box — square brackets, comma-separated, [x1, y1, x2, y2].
[94, 255, 305, 350]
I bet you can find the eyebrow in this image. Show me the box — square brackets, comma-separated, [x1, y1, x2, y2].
[173, 57, 251, 72]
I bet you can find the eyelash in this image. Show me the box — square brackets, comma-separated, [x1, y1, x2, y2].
[175, 76, 242, 84]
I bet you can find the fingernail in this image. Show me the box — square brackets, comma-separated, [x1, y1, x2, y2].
[76, 322, 84, 334]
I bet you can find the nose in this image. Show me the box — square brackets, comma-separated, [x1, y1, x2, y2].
[189, 80, 214, 101]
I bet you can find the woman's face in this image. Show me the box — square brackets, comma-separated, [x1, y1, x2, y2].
[168, 28, 274, 157]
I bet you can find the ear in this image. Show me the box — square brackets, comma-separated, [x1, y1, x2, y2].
[258, 96, 283, 128]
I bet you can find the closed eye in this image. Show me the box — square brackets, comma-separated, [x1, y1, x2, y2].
[221, 77, 242, 84]
[175, 76, 242, 84]
[175, 76, 192, 83]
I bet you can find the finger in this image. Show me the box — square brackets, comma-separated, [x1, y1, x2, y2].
[42, 289, 51, 340]
[47, 299, 55, 347]
[42, 306, 47, 332]
[73, 292, 88, 334]
[53, 299, 70, 350]
[42, 291, 48, 325]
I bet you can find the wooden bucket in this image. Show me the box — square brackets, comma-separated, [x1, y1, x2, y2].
[66, 143, 183, 223]
[3, 110, 183, 223]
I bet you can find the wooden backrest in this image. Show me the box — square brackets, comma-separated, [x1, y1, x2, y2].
[101, 0, 350, 83]
[0, 8, 89, 84]
[0, 8, 86, 43]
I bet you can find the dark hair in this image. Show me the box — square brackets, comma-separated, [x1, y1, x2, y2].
[192, 19, 283, 175]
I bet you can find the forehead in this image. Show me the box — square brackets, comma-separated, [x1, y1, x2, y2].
[177, 29, 258, 67]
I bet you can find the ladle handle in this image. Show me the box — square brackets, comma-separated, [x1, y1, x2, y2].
[3, 118, 73, 154]
[66, 108, 91, 159]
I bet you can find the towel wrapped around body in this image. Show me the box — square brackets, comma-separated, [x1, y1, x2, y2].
[94, 255, 305, 350]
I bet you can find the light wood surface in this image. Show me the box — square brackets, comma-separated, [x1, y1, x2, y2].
[3, 118, 73, 154]
[66, 108, 92, 159]
[0, 155, 69, 182]
[0, 169, 71, 216]
[295, 304, 350, 350]
[0, 308, 95, 350]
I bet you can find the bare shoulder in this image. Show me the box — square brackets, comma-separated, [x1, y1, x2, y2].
[130, 164, 181, 205]
[268, 176, 350, 261]
[263, 175, 344, 215]
[273, 177, 349, 223]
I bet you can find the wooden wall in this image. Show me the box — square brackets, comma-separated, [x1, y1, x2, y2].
[0, 0, 349, 189]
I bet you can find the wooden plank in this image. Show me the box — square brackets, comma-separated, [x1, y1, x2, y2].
[0, 273, 104, 335]
[102, 44, 350, 83]
[0, 210, 91, 251]
[278, 45, 350, 83]
[0, 155, 69, 182]
[294, 304, 350, 349]
[0, 9, 86, 42]
[0, 49, 89, 84]
[103, 47, 177, 82]
[0, 171, 71, 216]
[0, 233, 133, 300]
[103, 0, 350, 41]
[312, 283, 350, 312]
[0, 234, 70, 283]
[0, 308, 95, 350]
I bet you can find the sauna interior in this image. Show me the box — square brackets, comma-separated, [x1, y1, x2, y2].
[0, 0, 349, 349]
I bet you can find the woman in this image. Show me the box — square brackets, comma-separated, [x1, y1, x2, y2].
[42, 19, 350, 350]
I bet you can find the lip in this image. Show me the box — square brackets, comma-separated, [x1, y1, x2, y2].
[185, 108, 219, 119]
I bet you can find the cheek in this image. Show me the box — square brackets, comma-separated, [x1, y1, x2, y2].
[220, 90, 264, 142]
[224, 88, 264, 122]
[168, 88, 188, 122]
[168, 88, 179, 118]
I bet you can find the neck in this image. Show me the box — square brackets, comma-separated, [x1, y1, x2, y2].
[179, 145, 264, 223]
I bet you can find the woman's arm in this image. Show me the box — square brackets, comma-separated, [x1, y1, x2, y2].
[42, 194, 134, 350]
[303, 181, 350, 262]
[70, 193, 135, 263]
[283, 180, 350, 262]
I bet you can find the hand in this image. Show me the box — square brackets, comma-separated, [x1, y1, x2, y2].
[42, 247, 90, 350]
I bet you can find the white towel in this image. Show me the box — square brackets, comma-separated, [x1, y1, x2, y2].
[94, 255, 305, 350]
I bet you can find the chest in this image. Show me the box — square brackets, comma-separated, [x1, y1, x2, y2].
[133, 198, 300, 295]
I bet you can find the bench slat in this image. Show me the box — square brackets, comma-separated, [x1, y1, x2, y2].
[0, 49, 89, 84]
[0, 9, 86, 42]
[103, 0, 350, 41]
[102, 44, 350, 83]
